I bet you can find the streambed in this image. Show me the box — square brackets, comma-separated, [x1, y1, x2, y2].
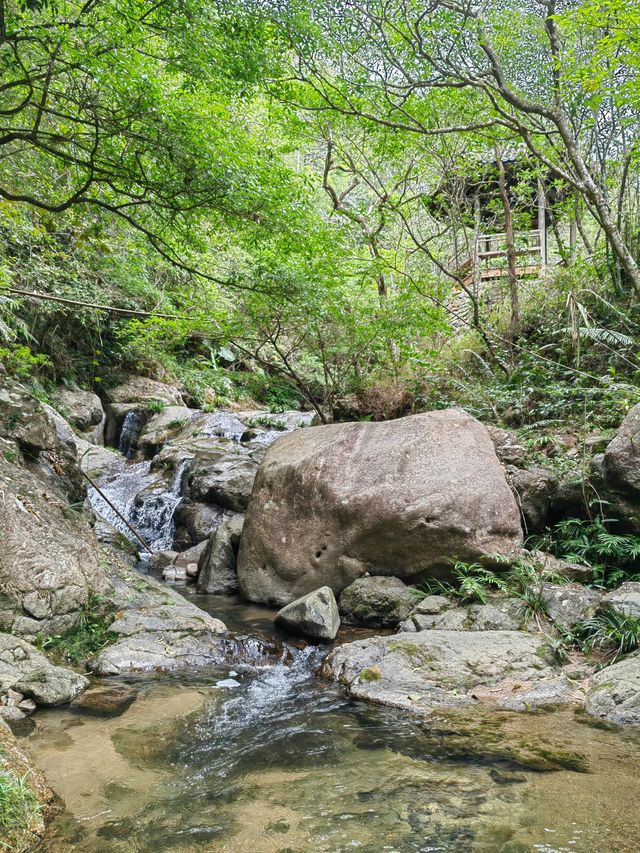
[21, 595, 640, 853]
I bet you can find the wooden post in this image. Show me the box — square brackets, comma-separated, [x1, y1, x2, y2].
[537, 178, 547, 275]
[472, 197, 481, 302]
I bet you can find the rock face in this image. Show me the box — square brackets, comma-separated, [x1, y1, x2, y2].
[90, 558, 228, 675]
[0, 453, 111, 639]
[338, 577, 415, 628]
[108, 375, 186, 407]
[0, 633, 88, 706]
[197, 514, 245, 594]
[604, 404, 640, 495]
[322, 630, 580, 712]
[586, 653, 640, 725]
[274, 587, 340, 641]
[238, 410, 523, 605]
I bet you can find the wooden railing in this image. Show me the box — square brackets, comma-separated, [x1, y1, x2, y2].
[452, 229, 545, 287]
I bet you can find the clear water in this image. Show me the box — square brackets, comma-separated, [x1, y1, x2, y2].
[22, 597, 640, 853]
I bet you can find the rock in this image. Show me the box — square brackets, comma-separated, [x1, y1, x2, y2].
[338, 577, 415, 628]
[55, 388, 104, 441]
[162, 565, 186, 582]
[0, 633, 88, 705]
[238, 410, 523, 605]
[400, 608, 470, 632]
[507, 466, 558, 533]
[147, 551, 179, 573]
[0, 453, 111, 639]
[526, 550, 594, 582]
[322, 630, 580, 712]
[90, 560, 229, 675]
[215, 678, 241, 688]
[586, 653, 640, 725]
[186, 454, 258, 511]
[274, 587, 340, 641]
[108, 375, 186, 407]
[174, 540, 208, 568]
[173, 500, 232, 548]
[604, 404, 640, 495]
[77, 439, 118, 480]
[605, 582, 640, 618]
[487, 426, 526, 466]
[467, 601, 523, 631]
[70, 685, 137, 717]
[412, 595, 454, 615]
[0, 379, 59, 452]
[197, 514, 245, 594]
[540, 583, 601, 631]
[136, 406, 199, 455]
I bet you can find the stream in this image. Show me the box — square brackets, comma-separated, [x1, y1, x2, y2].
[20, 420, 640, 852]
[22, 590, 640, 853]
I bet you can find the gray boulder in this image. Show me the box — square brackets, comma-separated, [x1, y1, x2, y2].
[108, 375, 186, 407]
[605, 582, 640, 618]
[55, 388, 104, 442]
[274, 586, 340, 641]
[0, 634, 88, 705]
[197, 514, 245, 594]
[0, 379, 59, 452]
[186, 455, 258, 511]
[540, 583, 601, 631]
[339, 577, 416, 628]
[507, 466, 558, 533]
[604, 404, 640, 495]
[173, 500, 232, 548]
[322, 630, 580, 712]
[487, 426, 526, 466]
[238, 410, 523, 606]
[586, 653, 640, 725]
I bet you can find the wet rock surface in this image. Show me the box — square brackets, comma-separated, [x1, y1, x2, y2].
[322, 630, 582, 712]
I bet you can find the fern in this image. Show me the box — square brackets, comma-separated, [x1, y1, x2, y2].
[569, 606, 640, 659]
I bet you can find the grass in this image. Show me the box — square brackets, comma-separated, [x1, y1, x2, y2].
[0, 768, 41, 842]
[36, 595, 116, 666]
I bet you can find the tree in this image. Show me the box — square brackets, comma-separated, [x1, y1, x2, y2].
[0, 0, 288, 285]
[275, 0, 640, 293]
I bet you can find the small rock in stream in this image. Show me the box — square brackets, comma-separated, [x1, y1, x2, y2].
[215, 678, 241, 688]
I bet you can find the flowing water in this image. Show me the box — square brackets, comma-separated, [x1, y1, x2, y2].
[35, 426, 640, 851]
[22, 593, 640, 853]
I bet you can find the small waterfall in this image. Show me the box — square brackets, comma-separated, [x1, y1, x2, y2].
[88, 456, 191, 552]
[118, 410, 148, 458]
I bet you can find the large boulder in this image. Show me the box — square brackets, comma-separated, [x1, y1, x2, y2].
[0, 379, 59, 452]
[55, 388, 104, 442]
[186, 454, 258, 512]
[322, 630, 580, 712]
[338, 576, 415, 628]
[107, 375, 186, 407]
[274, 587, 340, 641]
[0, 634, 88, 705]
[197, 514, 245, 594]
[604, 404, 640, 495]
[586, 653, 640, 725]
[237, 410, 523, 605]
